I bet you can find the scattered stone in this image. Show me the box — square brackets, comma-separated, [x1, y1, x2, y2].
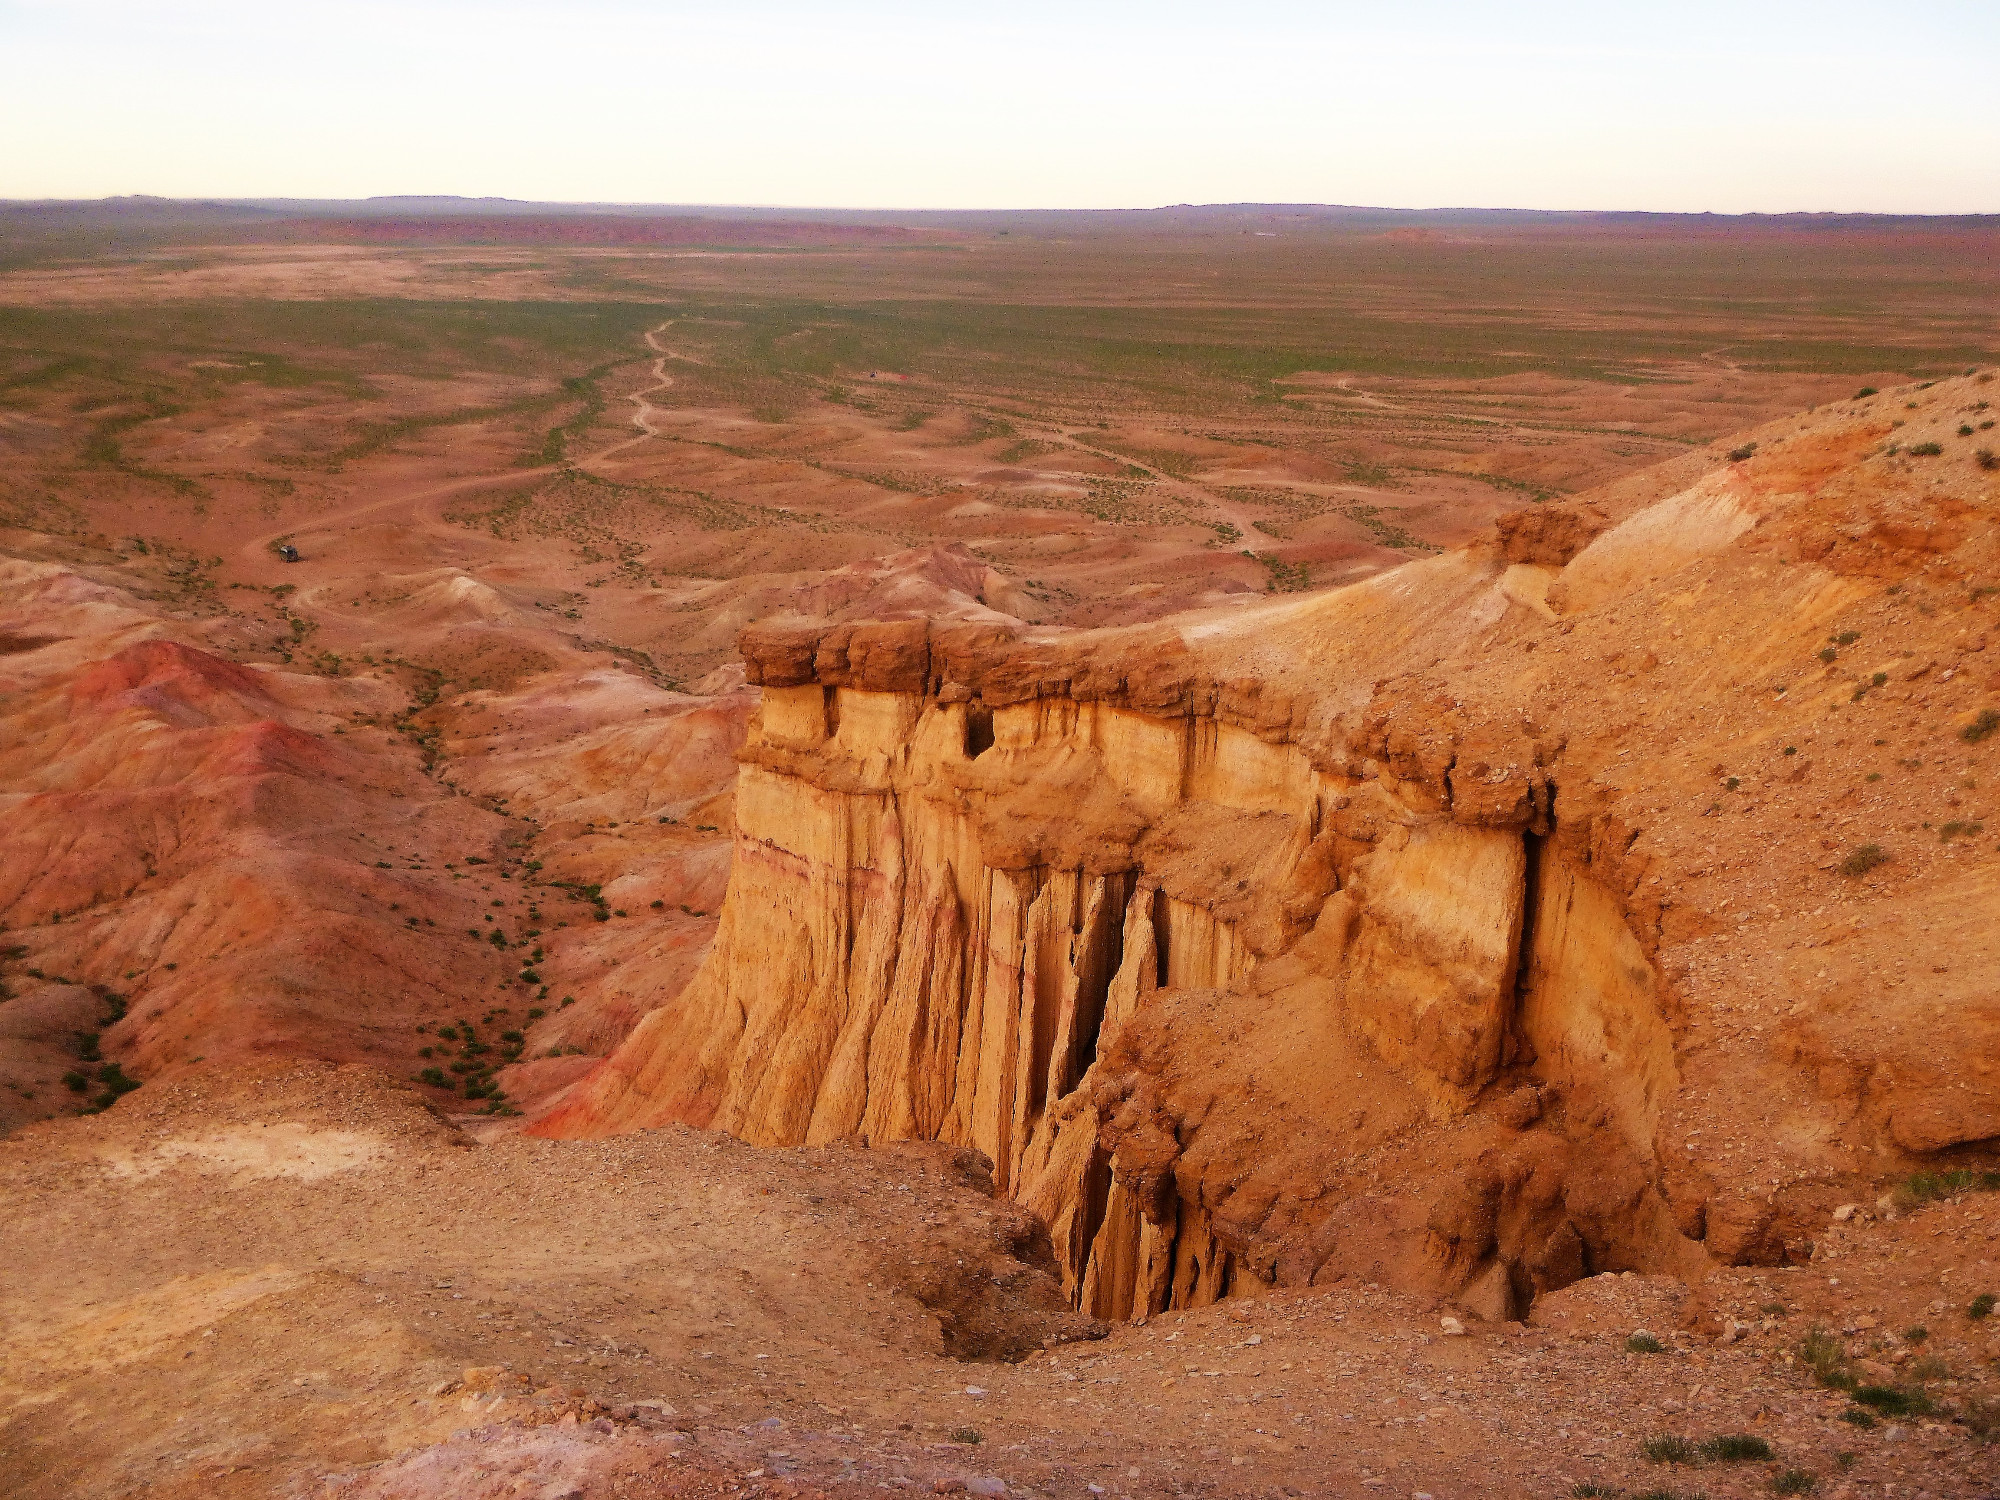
[1438, 1317, 1467, 1337]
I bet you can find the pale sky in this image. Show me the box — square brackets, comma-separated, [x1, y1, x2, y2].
[3, 0, 1996, 212]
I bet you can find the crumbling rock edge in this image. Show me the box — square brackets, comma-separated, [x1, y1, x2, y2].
[532, 377, 2000, 1325]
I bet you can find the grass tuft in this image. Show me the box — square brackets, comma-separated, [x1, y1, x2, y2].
[1851, 1384, 1931, 1417]
[1642, 1434, 1697, 1464]
[1700, 1434, 1772, 1462]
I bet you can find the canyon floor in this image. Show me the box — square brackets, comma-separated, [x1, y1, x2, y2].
[2, 207, 1998, 1497]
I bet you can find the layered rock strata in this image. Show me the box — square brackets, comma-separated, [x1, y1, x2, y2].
[539, 374, 2000, 1323]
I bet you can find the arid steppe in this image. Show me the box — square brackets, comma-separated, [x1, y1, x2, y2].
[2, 204, 1997, 1500]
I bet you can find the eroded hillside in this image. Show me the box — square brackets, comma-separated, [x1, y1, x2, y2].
[538, 374, 2000, 1332]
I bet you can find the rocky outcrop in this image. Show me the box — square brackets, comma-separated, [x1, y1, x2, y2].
[534, 625, 1690, 1319]
[538, 373, 2000, 1321]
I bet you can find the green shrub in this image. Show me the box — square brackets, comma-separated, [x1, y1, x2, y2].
[1642, 1434, 1696, 1464]
[1837, 1408, 1875, 1429]
[1839, 844, 1889, 878]
[1728, 444, 1757, 462]
[1627, 1333, 1667, 1354]
[1770, 1470, 1816, 1495]
[1903, 1325, 1927, 1343]
[1971, 1293, 1996, 1321]
[1701, 1434, 1772, 1462]
[1855, 387, 1878, 398]
[1570, 1486, 1619, 1498]
[1851, 1384, 1930, 1416]
[1908, 442, 1943, 457]
[418, 1067, 446, 1086]
[949, 1427, 982, 1444]
[1962, 708, 2000, 743]
[61, 1071, 87, 1092]
[1978, 448, 1997, 470]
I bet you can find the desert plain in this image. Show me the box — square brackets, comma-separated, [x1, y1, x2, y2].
[1, 200, 1997, 1499]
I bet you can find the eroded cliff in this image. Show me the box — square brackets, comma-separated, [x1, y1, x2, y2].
[537, 374, 2000, 1325]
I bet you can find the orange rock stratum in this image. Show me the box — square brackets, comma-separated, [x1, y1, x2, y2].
[532, 374, 2000, 1325]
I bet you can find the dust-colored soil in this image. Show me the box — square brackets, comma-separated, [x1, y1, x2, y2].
[1, 1063, 1993, 1500]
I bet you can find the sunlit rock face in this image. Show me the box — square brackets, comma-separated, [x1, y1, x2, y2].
[536, 376, 2000, 1320]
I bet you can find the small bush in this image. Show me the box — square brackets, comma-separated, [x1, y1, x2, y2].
[1839, 844, 1889, 878]
[1571, 1486, 1618, 1499]
[1961, 425, 1976, 437]
[1971, 1292, 1997, 1321]
[1903, 1325, 1927, 1343]
[1770, 1470, 1816, 1495]
[1963, 1392, 2000, 1443]
[1834, 630, 1860, 645]
[1643, 1433, 1697, 1464]
[1728, 444, 1757, 462]
[949, 1427, 982, 1445]
[1818, 647, 1838, 663]
[1961, 708, 2000, 743]
[1855, 387, 1878, 398]
[1801, 1327, 1855, 1390]
[1833, 1453, 1856, 1472]
[61, 1070, 88, 1092]
[1701, 1434, 1772, 1462]
[1627, 1333, 1667, 1354]
[1907, 441, 1944, 457]
[1851, 1384, 1930, 1417]
[418, 1067, 446, 1086]
[1978, 448, 1997, 470]
[1837, 1408, 1876, 1429]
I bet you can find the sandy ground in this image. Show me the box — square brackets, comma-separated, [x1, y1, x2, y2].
[0, 1063, 1993, 1500]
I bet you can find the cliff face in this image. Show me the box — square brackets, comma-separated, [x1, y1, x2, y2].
[537, 374, 2000, 1321]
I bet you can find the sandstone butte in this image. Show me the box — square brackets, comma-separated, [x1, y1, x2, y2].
[530, 372, 2000, 1327]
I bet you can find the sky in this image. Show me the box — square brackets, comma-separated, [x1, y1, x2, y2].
[2, 0, 1996, 213]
